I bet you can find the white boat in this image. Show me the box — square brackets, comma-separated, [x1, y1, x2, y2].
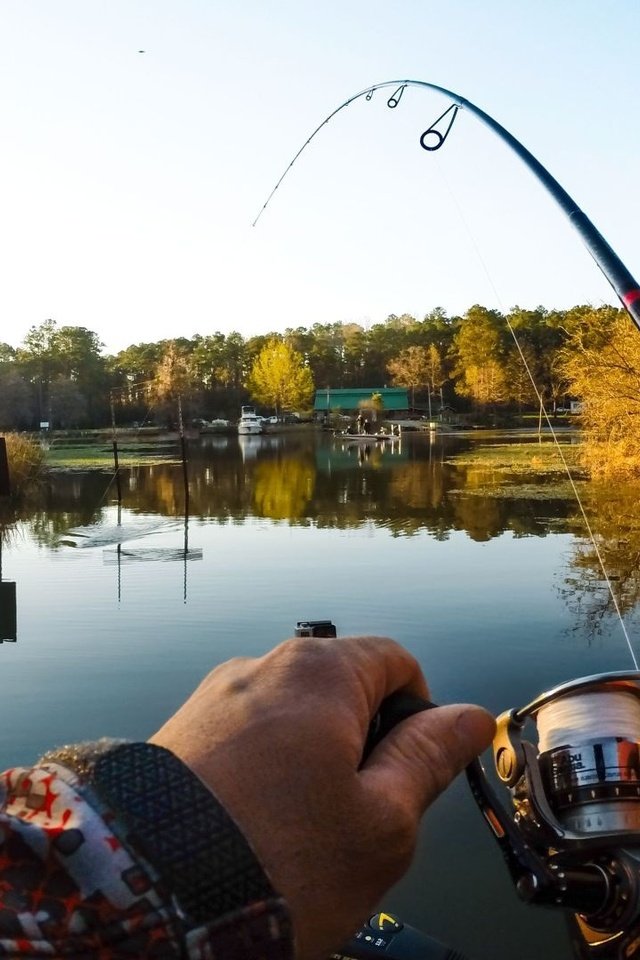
[335, 433, 391, 442]
[334, 428, 401, 442]
[237, 406, 263, 435]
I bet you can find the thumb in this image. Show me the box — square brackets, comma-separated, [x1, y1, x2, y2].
[361, 704, 496, 815]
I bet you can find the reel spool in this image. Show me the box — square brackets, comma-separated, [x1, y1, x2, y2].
[468, 671, 640, 958]
[536, 687, 640, 836]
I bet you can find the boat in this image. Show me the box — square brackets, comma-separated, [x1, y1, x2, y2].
[334, 431, 399, 442]
[199, 418, 231, 434]
[237, 406, 263, 435]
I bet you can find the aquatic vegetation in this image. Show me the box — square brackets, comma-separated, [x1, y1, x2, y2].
[447, 441, 584, 476]
[449, 481, 584, 501]
[3, 433, 46, 494]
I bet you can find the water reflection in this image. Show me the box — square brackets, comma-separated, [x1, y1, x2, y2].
[0, 430, 635, 960]
[560, 483, 640, 639]
[3, 432, 640, 632]
[101, 514, 202, 604]
[0, 433, 580, 544]
[61, 517, 176, 548]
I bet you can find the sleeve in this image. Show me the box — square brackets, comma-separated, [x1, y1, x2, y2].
[0, 740, 294, 960]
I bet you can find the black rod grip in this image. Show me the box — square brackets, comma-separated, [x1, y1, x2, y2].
[363, 692, 435, 762]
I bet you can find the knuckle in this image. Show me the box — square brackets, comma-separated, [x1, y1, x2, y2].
[273, 636, 345, 678]
[280, 636, 328, 659]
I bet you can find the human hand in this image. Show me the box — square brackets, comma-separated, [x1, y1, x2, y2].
[150, 636, 495, 960]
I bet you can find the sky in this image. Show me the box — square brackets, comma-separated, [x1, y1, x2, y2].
[1, 1, 639, 355]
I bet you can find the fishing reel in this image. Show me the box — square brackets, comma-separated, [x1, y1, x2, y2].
[469, 671, 640, 958]
[296, 620, 640, 957]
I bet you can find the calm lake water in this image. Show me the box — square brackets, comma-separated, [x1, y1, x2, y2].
[1, 428, 638, 960]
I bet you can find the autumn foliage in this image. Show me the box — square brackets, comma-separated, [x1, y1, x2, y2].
[560, 306, 640, 477]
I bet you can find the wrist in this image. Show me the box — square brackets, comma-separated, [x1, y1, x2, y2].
[42, 740, 289, 928]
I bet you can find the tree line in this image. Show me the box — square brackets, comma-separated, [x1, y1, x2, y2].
[0, 304, 625, 431]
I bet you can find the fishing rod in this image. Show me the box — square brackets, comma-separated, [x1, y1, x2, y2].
[274, 80, 640, 959]
[254, 78, 640, 333]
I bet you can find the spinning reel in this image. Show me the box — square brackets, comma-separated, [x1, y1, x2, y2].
[469, 671, 640, 958]
[298, 621, 640, 958]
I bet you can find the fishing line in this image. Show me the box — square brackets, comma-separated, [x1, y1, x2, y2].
[536, 689, 640, 751]
[433, 155, 639, 669]
[254, 77, 640, 668]
[254, 78, 640, 329]
[252, 87, 378, 227]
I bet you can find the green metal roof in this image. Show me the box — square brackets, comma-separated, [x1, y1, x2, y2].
[314, 388, 409, 411]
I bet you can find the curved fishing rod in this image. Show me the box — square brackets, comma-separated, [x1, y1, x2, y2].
[254, 78, 640, 332]
[275, 82, 640, 960]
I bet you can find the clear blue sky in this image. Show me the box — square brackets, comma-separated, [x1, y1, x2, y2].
[1, 1, 639, 353]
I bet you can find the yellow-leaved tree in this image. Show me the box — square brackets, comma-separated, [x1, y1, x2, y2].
[246, 339, 314, 416]
[560, 306, 640, 477]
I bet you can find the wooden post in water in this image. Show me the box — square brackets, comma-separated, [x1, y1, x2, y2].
[110, 392, 123, 508]
[0, 539, 17, 642]
[183, 512, 189, 604]
[0, 439, 16, 641]
[178, 394, 190, 601]
[538, 397, 543, 444]
[0, 438, 10, 497]
[178, 395, 190, 514]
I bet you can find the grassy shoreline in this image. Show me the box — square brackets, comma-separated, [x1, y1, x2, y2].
[41, 433, 587, 479]
[41, 423, 314, 469]
[44, 438, 183, 470]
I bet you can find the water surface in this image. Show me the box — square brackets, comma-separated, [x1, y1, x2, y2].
[1, 430, 637, 960]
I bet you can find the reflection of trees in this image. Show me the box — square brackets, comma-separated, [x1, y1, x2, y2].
[253, 458, 315, 520]
[448, 464, 570, 542]
[148, 470, 187, 517]
[387, 459, 453, 538]
[561, 483, 640, 637]
[449, 493, 505, 542]
[4, 437, 578, 546]
[390, 460, 445, 511]
[0, 472, 108, 547]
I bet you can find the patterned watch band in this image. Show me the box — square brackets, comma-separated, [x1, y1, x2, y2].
[44, 740, 278, 923]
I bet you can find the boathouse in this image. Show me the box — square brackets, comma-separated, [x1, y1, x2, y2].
[313, 388, 409, 420]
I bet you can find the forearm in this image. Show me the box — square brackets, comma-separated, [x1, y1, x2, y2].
[0, 740, 293, 959]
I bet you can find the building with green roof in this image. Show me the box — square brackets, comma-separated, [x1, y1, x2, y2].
[314, 388, 409, 417]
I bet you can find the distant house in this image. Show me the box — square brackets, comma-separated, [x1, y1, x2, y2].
[314, 388, 409, 420]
